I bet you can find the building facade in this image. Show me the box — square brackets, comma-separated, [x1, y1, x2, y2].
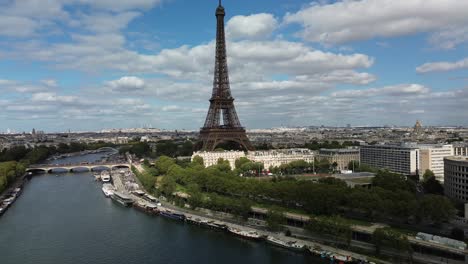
[418, 144, 453, 182]
[360, 144, 420, 176]
[444, 156, 468, 203]
[317, 148, 360, 171]
[454, 144, 468, 157]
[191, 148, 314, 171]
[246, 148, 314, 169]
[192, 150, 245, 169]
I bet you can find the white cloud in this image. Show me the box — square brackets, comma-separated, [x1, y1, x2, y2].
[0, 0, 162, 38]
[77, 11, 141, 33]
[226, 13, 278, 40]
[284, 0, 468, 47]
[31, 92, 76, 103]
[429, 27, 468, 50]
[73, 0, 162, 12]
[0, 16, 37, 37]
[0, 79, 17, 86]
[416, 57, 468, 73]
[331, 84, 430, 98]
[41, 79, 58, 87]
[107, 76, 146, 91]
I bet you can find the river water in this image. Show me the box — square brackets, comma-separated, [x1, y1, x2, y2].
[0, 152, 325, 264]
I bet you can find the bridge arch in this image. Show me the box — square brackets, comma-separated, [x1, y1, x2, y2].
[69, 167, 90, 173]
[26, 168, 46, 174]
[112, 165, 130, 170]
[91, 166, 110, 172]
[48, 168, 69, 174]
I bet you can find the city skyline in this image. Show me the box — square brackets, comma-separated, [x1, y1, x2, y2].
[0, 0, 467, 132]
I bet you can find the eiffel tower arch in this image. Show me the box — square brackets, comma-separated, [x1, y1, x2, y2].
[198, 1, 254, 151]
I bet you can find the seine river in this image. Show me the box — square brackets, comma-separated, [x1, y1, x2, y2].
[0, 153, 325, 264]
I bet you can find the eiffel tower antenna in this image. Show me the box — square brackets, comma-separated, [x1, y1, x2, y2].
[199, 1, 253, 151]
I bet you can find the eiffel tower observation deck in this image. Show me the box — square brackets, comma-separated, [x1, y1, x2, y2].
[199, 1, 253, 151]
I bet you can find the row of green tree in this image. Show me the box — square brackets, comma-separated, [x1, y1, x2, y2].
[0, 142, 116, 164]
[303, 140, 360, 150]
[0, 161, 26, 193]
[141, 156, 455, 226]
[0, 141, 116, 193]
[119, 140, 194, 158]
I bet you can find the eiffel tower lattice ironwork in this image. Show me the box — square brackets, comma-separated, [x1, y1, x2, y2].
[199, 1, 253, 151]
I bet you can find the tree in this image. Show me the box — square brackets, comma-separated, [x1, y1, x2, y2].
[187, 183, 204, 209]
[422, 177, 444, 195]
[215, 158, 231, 172]
[331, 161, 338, 172]
[160, 175, 176, 196]
[266, 209, 286, 231]
[315, 158, 331, 173]
[422, 169, 435, 182]
[191, 155, 204, 166]
[235, 157, 251, 169]
[306, 216, 352, 247]
[155, 156, 176, 175]
[418, 195, 456, 224]
[372, 171, 415, 192]
[450, 227, 465, 241]
[373, 227, 412, 260]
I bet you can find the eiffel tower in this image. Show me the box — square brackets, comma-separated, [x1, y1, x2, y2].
[199, 1, 253, 151]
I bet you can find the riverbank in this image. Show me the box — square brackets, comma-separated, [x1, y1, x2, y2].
[128, 164, 380, 263]
[0, 171, 29, 217]
[46, 148, 117, 161]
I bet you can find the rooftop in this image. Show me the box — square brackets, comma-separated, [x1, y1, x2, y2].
[445, 156, 468, 162]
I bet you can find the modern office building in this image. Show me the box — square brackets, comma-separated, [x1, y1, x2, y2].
[317, 148, 360, 171]
[444, 156, 468, 203]
[418, 144, 453, 182]
[360, 144, 420, 176]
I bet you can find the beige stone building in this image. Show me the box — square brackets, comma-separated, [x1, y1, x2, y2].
[419, 144, 453, 182]
[454, 144, 468, 156]
[317, 148, 360, 171]
[192, 150, 245, 169]
[246, 148, 314, 169]
[191, 148, 314, 171]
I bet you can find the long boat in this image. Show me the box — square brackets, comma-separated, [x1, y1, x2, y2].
[159, 210, 185, 221]
[101, 184, 115, 198]
[227, 227, 263, 240]
[266, 236, 306, 252]
[0, 204, 6, 216]
[185, 216, 227, 231]
[110, 191, 133, 207]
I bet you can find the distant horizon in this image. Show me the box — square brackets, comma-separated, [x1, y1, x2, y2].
[2, 123, 468, 134]
[0, 0, 467, 131]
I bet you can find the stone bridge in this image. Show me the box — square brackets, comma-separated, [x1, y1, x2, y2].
[27, 162, 131, 174]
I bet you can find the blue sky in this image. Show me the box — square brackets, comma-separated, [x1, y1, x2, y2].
[0, 0, 467, 132]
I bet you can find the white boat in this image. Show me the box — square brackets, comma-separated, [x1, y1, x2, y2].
[227, 227, 262, 240]
[266, 236, 290, 248]
[100, 171, 111, 182]
[266, 236, 306, 251]
[101, 184, 115, 197]
[288, 241, 306, 251]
